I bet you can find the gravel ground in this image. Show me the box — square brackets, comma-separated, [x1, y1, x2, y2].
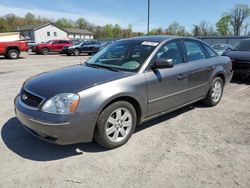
[0, 53, 249, 188]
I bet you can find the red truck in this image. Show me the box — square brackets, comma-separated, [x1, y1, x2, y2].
[32, 40, 72, 55]
[0, 32, 29, 59]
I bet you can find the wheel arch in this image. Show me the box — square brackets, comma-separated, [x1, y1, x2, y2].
[213, 72, 226, 85]
[6, 46, 20, 54]
[99, 95, 143, 125]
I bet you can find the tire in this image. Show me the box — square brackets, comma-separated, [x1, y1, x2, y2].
[41, 48, 49, 55]
[7, 49, 20, 59]
[88, 52, 93, 56]
[73, 49, 80, 56]
[203, 77, 224, 106]
[66, 53, 71, 56]
[94, 101, 137, 149]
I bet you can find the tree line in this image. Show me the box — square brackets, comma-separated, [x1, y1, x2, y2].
[0, 3, 249, 39]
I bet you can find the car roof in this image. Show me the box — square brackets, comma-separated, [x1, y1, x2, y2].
[118, 35, 201, 43]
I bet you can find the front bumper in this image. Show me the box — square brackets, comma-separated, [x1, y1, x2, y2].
[61, 48, 73, 54]
[15, 96, 98, 145]
[232, 61, 250, 75]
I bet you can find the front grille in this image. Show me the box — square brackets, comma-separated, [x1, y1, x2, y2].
[232, 61, 250, 70]
[20, 89, 44, 108]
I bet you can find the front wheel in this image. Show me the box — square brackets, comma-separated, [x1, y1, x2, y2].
[41, 48, 49, 55]
[94, 101, 137, 149]
[203, 77, 224, 106]
[73, 49, 80, 56]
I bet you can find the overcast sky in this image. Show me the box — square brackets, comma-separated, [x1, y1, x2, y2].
[0, 0, 249, 32]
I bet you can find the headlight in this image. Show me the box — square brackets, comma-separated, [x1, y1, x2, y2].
[42, 93, 79, 115]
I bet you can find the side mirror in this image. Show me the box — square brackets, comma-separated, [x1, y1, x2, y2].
[151, 58, 174, 70]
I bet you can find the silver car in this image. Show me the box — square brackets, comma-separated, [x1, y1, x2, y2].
[211, 43, 232, 55]
[15, 36, 233, 149]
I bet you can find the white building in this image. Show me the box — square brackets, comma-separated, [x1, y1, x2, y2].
[19, 23, 94, 43]
[64, 28, 94, 39]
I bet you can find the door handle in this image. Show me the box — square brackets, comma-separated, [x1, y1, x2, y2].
[177, 74, 187, 80]
[208, 66, 215, 72]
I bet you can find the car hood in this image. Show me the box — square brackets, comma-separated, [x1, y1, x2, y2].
[23, 64, 131, 99]
[224, 50, 250, 61]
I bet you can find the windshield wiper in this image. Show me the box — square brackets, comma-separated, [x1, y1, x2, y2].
[86, 63, 120, 72]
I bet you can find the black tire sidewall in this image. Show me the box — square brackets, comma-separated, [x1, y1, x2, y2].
[94, 101, 137, 149]
[8, 50, 19, 59]
[41, 48, 49, 55]
[74, 49, 80, 56]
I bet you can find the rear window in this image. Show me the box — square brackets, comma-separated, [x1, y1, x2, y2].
[59, 40, 69, 44]
[184, 40, 206, 62]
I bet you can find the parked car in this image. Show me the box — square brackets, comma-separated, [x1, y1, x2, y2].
[26, 40, 37, 50]
[211, 44, 232, 55]
[15, 36, 233, 149]
[33, 40, 72, 55]
[62, 40, 100, 56]
[0, 32, 29, 59]
[92, 41, 115, 54]
[69, 38, 82, 45]
[223, 39, 250, 76]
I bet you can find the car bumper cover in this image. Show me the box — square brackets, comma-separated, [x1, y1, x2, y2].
[15, 96, 98, 145]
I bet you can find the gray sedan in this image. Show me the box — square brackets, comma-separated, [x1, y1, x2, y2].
[15, 36, 233, 149]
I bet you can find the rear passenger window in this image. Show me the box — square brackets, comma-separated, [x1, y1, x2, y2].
[204, 45, 218, 58]
[184, 41, 206, 62]
[59, 40, 68, 44]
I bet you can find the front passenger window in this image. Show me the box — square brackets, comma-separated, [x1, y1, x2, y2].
[184, 41, 206, 62]
[154, 41, 183, 65]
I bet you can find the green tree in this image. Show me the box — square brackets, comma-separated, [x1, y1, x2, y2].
[76, 18, 88, 29]
[216, 15, 231, 36]
[55, 18, 75, 28]
[103, 24, 113, 39]
[25, 12, 35, 25]
[113, 24, 122, 38]
[167, 22, 188, 36]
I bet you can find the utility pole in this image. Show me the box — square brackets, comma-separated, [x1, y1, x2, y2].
[147, 0, 150, 35]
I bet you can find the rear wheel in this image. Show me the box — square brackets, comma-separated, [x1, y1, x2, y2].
[203, 77, 224, 106]
[7, 49, 20, 59]
[41, 48, 49, 55]
[94, 101, 137, 149]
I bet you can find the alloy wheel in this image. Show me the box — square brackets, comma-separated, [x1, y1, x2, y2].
[105, 108, 133, 143]
[212, 80, 222, 103]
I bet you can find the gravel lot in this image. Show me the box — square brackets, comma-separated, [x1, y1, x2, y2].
[0, 53, 250, 188]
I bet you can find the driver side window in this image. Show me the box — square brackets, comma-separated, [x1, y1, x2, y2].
[155, 41, 183, 65]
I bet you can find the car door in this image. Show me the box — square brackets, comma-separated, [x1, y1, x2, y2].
[51, 40, 61, 52]
[182, 40, 211, 102]
[80, 41, 89, 52]
[58, 40, 69, 51]
[145, 40, 189, 117]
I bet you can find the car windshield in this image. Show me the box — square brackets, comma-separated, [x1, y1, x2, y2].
[212, 44, 226, 50]
[233, 40, 250, 51]
[85, 40, 158, 72]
